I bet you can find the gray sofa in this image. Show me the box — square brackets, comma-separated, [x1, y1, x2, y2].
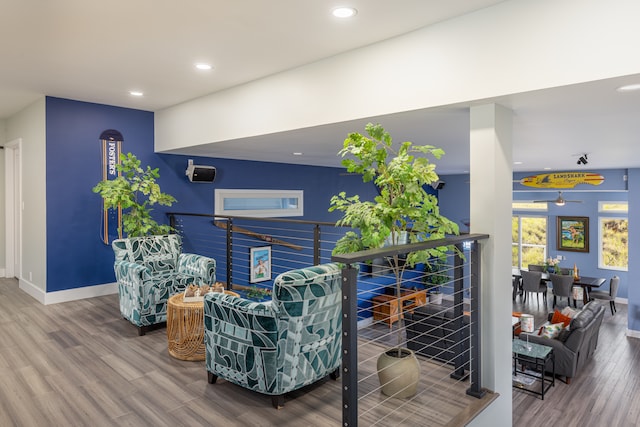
[519, 300, 605, 384]
[405, 301, 470, 377]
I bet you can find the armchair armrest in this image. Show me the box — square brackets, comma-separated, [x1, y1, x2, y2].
[114, 260, 152, 296]
[177, 253, 216, 283]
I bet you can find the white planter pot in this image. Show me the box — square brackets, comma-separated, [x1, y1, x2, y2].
[429, 292, 443, 305]
[376, 347, 420, 398]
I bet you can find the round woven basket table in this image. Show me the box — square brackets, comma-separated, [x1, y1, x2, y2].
[166, 290, 239, 361]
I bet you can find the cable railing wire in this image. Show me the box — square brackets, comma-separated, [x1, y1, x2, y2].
[168, 212, 490, 426]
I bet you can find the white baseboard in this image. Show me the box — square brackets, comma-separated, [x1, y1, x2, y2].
[627, 329, 640, 339]
[19, 279, 118, 305]
[19, 277, 46, 304]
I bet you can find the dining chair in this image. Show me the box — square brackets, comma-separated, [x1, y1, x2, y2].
[589, 276, 620, 315]
[520, 270, 547, 306]
[549, 273, 574, 308]
[512, 276, 522, 301]
[527, 264, 545, 272]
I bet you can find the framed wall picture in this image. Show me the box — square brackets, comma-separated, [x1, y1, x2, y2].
[250, 246, 272, 283]
[557, 216, 589, 252]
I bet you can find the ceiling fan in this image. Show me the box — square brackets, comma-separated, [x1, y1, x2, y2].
[533, 191, 583, 206]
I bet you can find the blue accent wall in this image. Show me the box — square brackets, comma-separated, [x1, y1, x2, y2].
[44, 97, 378, 292]
[46, 97, 156, 292]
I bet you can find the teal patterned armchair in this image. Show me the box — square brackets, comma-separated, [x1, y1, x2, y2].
[204, 263, 342, 408]
[112, 234, 216, 335]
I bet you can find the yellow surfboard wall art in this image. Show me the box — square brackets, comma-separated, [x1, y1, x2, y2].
[519, 172, 605, 189]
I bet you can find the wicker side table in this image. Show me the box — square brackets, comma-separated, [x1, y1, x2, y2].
[167, 291, 239, 361]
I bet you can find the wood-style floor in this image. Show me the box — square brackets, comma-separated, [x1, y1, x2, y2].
[1, 277, 637, 426]
[0, 278, 495, 427]
[512, 293, 640, 427]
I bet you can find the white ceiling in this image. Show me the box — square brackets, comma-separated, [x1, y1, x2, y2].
[2, 0, 640, 174]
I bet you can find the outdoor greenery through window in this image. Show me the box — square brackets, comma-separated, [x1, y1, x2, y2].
[598, 201, 628, 271]
[512, 215, 547, 269]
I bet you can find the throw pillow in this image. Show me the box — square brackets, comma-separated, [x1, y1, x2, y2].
[540, 322, 564, 339]
[551, 309, 572, 328]
[561, 306, 579, 318]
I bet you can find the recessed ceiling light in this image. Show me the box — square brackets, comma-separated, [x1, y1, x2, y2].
[616, 83, 640, 92]
[293, 152, 303, 156]
[332, 7, 357, 18]
[195, 63, 212, 70]
[129, 91, 143, 97]
[543, 167, 552, 170]
[513, 161, 523, 165]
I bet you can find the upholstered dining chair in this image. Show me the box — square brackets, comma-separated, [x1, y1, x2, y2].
[521, 270, 547, 306]
[550, 273, 574, 308]
[528, 264, 545, 272]
[512, 276, 521, 301]
[589, 276, 620, 315]
[204, 263, 342, 408]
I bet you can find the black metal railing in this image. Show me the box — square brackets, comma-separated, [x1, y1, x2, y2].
[167, 212, 490, 425]
[331, 233, 489, 427]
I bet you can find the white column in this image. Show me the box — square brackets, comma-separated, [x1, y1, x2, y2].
[468, 103, 513, 427]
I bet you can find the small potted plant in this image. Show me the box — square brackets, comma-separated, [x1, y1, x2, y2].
[424, 257, 449, 304]
[246, 285, 272, 301]
[544, 257, 561, 274]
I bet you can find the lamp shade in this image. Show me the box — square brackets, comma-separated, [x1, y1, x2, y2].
[520, 314, 535, 333]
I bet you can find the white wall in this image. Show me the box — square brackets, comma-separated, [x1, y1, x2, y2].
[467, 104, 514, 427]
[0, 118, 6, 272]
[6, 97, 46, 295]
[156, 0, 640, 151]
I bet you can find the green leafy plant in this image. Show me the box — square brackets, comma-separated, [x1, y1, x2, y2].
[92, 152, 176, 237]
[330, 123, 460, 350]
[423, 256, 450, 294]
[246, 285, 271, 300]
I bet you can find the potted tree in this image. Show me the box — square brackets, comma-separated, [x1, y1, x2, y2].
[330, 123, 459, 398]
[92, 152, 176, 237]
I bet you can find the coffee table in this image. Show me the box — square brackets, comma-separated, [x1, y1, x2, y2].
[167, 290, 239, 361]
[512, 338, 555, 400]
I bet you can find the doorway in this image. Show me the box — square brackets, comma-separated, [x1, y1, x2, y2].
[4, 139, 22, 279]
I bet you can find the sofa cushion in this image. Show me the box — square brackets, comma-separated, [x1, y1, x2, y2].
[570, 302, 598, 329]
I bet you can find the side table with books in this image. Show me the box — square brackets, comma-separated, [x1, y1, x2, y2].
[512, 338, 555, 400]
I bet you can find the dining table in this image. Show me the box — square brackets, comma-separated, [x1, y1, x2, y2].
[572, 276, 606, 305]
[511, 268, 606, 306]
